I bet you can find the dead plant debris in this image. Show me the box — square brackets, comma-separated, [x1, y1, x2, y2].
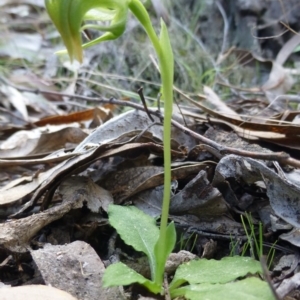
[1, 1, 300, 299]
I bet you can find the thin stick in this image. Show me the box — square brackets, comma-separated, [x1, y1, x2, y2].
[137, 87, 154, 122]
[6, 85, 300, 168]
[260, 256, 281, 300]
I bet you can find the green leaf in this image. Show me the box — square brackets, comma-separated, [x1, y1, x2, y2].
[108, 205, 159, 278]
[150, 18, 175, 288]
[102, 262, 161, 294]
[171, 277, 274, 300]
[169, 256, 263, 290]
[294, 45, 300, 53]
[154, 221, 176, 285]
[159, 20, 174, 90]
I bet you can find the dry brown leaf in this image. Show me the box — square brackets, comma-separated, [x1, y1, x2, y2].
[189, 113, 300, 150]
[0, 141, 179, 209]
[0, 128, 41, 157]
[0, 126, 87, 158]
[75, 109, 196, 152]
[103, 162, 212, 203]
[28, 127, 88, 155]
[0, 150, 78, 168]
[34, 107, 112, 127]
[203, 86, 241, 120]
[0, 84, 28, 121]
[214, 155, 300, 237]
[0, 193, 85, 251]
[183, 100, 300, 134]
[170, 170, 228, 217]
[59, 176, 113, 212]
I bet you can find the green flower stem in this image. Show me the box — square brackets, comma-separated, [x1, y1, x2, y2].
[129, 0, 174, 286]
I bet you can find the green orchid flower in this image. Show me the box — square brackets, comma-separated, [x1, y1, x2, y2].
[45, 0, 129, 62]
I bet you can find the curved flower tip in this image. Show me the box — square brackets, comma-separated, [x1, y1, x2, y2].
[45, 0, 129, 63]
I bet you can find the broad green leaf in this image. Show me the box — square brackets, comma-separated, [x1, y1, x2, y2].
[154, 221, 176, 285]
[108, 205, 159, 278]
[169, 256, 262, 290]
[171, 277, 274, 300]
[102, 262, 161, 294]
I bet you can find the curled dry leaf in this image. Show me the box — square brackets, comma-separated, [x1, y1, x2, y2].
[131, 162, 215, 217]
[0, 141, 176, 212]
[203, 86, 242, 120]
[0, 150, 78, 168]
[0, 128, 41, 158]
[104, 162, 211, 204]
[34, 106, 112, 127]
[0, 110, 186, 211]
[170, 170, 228, 217]
[262, 32, 300, 102]
[0, 84, 28, 121]
[213, 154, 300, 245]
[0, 191, 85, 252]
[0, 127, 87, 158]
[75, 109, 196, 152]
[59, 176, 113, 212]
[28, 127, 88, 155]
[276, 272, 300, 299]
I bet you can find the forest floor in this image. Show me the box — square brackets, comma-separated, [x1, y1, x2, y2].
[1, 1, 300, 299]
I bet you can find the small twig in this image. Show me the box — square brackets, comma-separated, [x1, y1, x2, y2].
[137, 87, 154, 122]
[260, 256, 282, 300]
[133, 121, 162, 142]
[170, 117, 291, 163]
[7, 85, 300, 168]
[216, 1, 229, 57]
[164, 273, 171, 300]
[198, 144, 223, 159]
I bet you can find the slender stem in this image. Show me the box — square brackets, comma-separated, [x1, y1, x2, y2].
[130, 0, 174, 287]
[156, 30, 173, 279]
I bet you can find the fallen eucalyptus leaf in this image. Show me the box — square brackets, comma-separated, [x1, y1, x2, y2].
[213, 155, 300, 243]
[170, 170, 228, 217]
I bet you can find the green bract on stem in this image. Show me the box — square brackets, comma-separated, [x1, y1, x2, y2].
[45, 0, 174, 293]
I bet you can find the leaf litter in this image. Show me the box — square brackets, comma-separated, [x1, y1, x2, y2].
[2, 1, 300, 300]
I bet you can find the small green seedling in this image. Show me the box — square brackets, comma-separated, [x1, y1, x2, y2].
[241, 213, 277, 269]
[45, 1, 275, 298]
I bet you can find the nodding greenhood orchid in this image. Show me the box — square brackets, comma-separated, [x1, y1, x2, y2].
[45, 0, 130, 62]
[45, 0, 175, 293]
